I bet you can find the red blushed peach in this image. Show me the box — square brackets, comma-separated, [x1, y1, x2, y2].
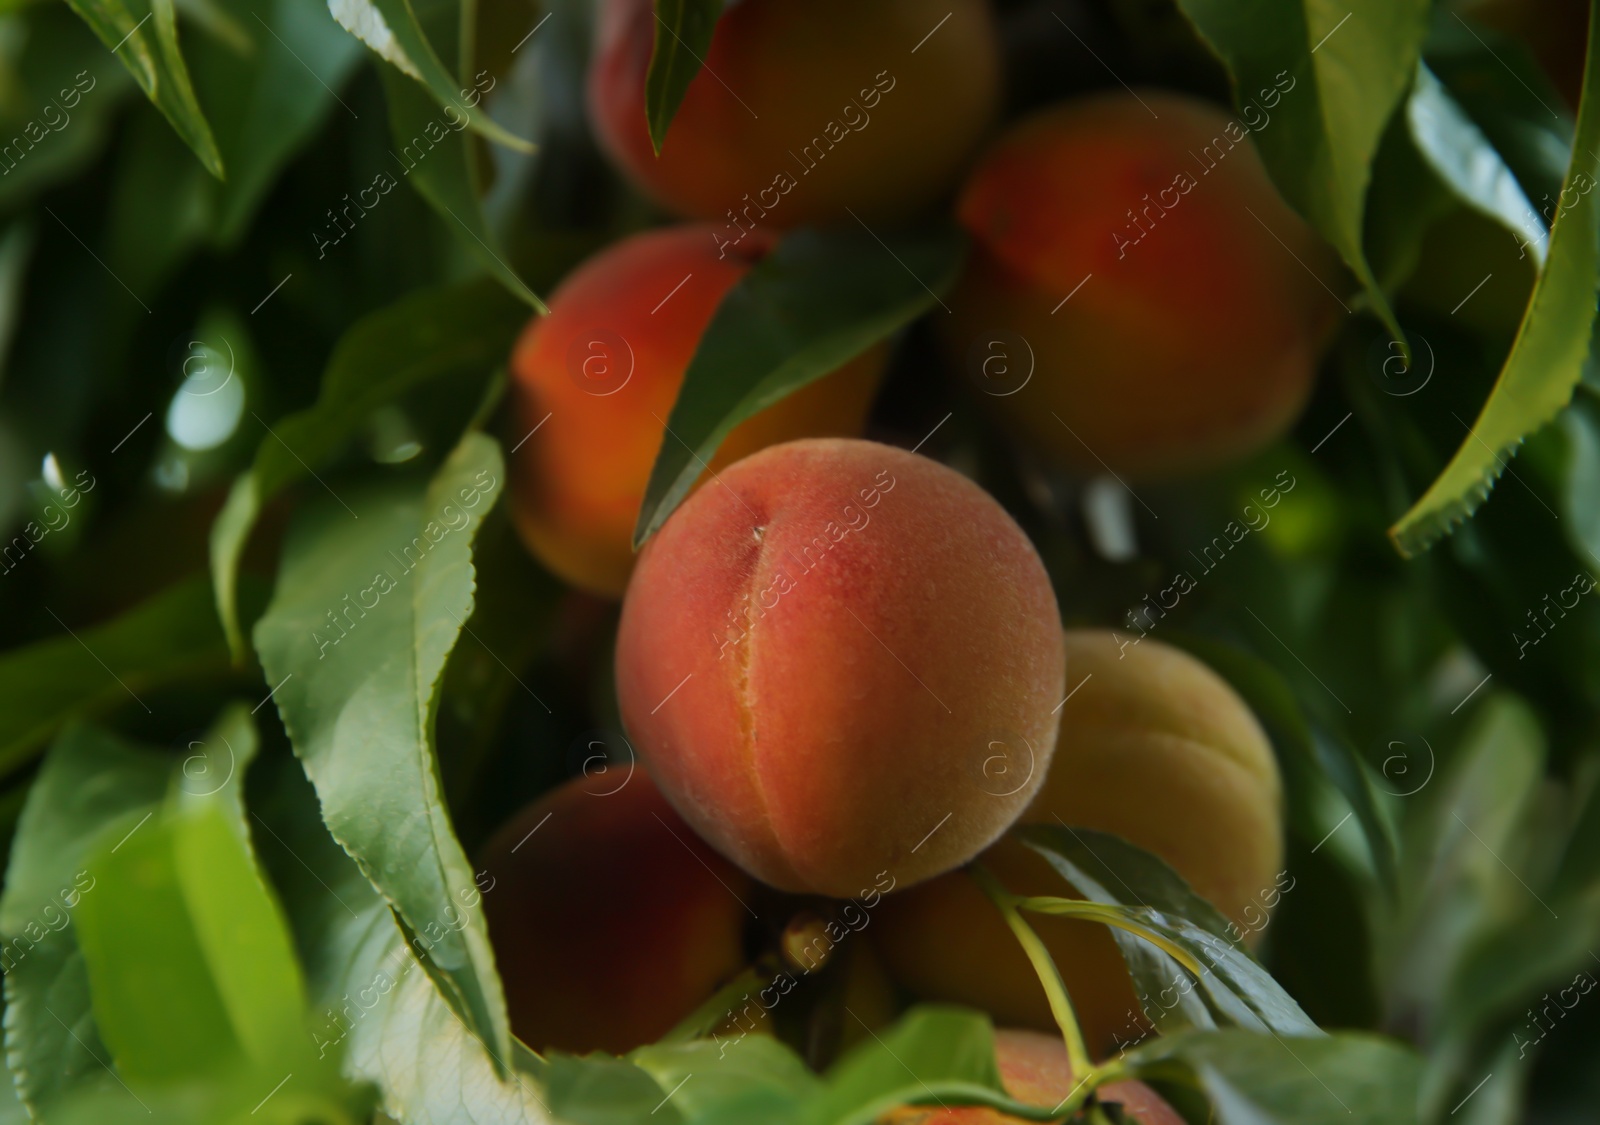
[509, 225, 884, 596]
[873, 632, 1284, 1058]
[614, 438, 1066, 899]
[877, 1029, 1185, 1124]
[587, 0, 1001, 228]
[478, 772, 752, 1055]
[945, 91, 1341, 480]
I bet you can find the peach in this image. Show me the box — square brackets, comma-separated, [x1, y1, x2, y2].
[615, 438, 1066, 898]
[945, 90, 1340, 480]
[877, 1029, 1184, 1124]
[874, 631, 1284, 1058]
[509, 226, 883, 596]
[478, 771, 752, 1054]
[587, 0, 1001, 229]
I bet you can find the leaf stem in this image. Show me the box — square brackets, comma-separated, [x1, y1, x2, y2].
[968, 864, 1094, 1083]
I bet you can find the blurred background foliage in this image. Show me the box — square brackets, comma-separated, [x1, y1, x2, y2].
[0, 0, 1596, 1121]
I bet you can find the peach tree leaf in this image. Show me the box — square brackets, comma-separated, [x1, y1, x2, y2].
[0, 708, 259, 1116]
[254, 756, 553, 1124]
[209, 279, 523, 659]
[193, 0, 366, 245]
[0, 575, 252, 784]
[1389, 1, 1600, 556]
[1126, 1029, 1424, 1125]
[377, 65, 547, 312]
[645, 0, 722, 153]
[326, 0, 533, 152]
[252, 431, 513, 1072]
[634, 225, 963, 548]
[1015, 826, 1321, 1040]
[1173, 0, 1431, 349]
[63, 0, 224, 176]
[1407, 63, 1547, 268]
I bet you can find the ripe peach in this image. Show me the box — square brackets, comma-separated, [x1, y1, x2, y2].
[877, 1029, 1184, 1124]
[587, 0, 1001, 229]
[509, 226, 883, 596]
[615, 438, 1066, 898]
[874, 631, 1284, 1057]
[478, 771, 752, 1055]
[946, 90, 1339, 480]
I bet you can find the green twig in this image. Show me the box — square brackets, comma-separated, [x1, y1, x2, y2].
[968, 864, 1094, 1086]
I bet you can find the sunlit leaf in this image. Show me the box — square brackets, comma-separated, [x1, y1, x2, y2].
[1408, 63, 1547, 267]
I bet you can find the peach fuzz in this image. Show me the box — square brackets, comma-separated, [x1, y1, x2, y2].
[873, 631, 1284, 1057]
[509, 225, 883, 596]
[587, 0, 1000, 228]
[614, 438, 1066, 898]
[876, 1029, 1184, 1124]
[946, 90, 1340, 480]
[478, 772, 752, 1055]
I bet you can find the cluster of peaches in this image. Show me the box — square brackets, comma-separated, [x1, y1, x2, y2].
[485, 0, 1340, 1119]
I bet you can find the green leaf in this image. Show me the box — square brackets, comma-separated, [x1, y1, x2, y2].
[644, 0, 721, 154]
[326, 0, 533, 153]
[1439, 894, 1600, 1048]
[73, 720, 307, 1083]
[0, 725, 169, 1113]
[1362, 92, 1457, 296]
[57, 713, 371, 1123]
[210, 279, 525, 657]
[1016, 826, 1321, 1040]
[0, 6, 135, 210]
[62, 0, 224, 176]
[252, 756, 550, 1124]
[1387, 695, 1547, 1041]
[0, 575, 253, 784]
[191, 0, 365, 244]
[378, 65, 547, 311]
[544, 1054, 682, 1125]
[1015, 825, 1239, 940]
[630, 1037, 820, 1123]
[1172, 0, 1430, 346]
[0, 707, 270, 1116]
[1389, 1, 1600, 555]
[1425, 9, 1573, 210]
[252, 431, 512, 1069]
[819, 1010, 1006, 1125]
[802, 1006, 1066, 1125]
[633, 225, 963, 547]
[1408, 63, 1547, 267]
[1126, 1028, 1424, 1124]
